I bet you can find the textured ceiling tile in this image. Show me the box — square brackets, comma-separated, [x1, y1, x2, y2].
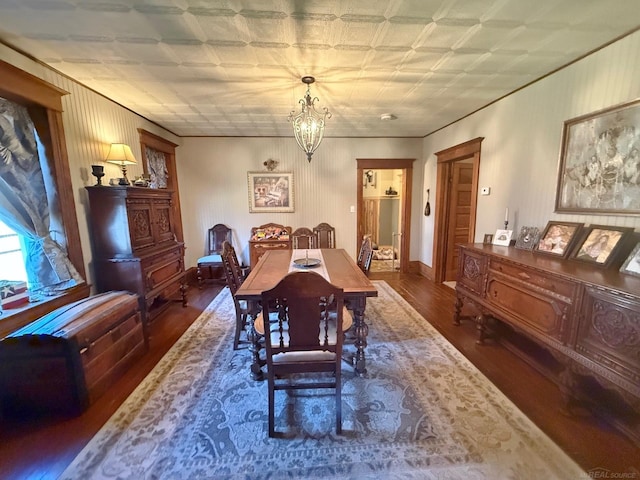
[0, 0, 638, 137]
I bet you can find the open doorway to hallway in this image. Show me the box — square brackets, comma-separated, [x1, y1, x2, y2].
[363, 169, 403, 272]
[356, 158, 414, 273]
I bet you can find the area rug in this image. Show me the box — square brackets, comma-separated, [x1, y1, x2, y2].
[60, 281, 584, 479]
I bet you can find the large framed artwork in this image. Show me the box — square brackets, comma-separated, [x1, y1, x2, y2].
[555, 99, 640, 215]
[569, 224, 633, 267]
[247, 172, 294, 213]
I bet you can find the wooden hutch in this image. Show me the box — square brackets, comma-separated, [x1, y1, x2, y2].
[86, 186, 186, 326]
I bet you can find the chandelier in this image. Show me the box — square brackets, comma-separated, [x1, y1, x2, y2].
[288, 76, 331, 162]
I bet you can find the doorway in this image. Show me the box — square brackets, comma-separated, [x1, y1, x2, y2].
[357, 158, 414, 273]
[433, 138, 483, 283]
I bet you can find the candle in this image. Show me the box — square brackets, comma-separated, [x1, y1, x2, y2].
[504, 207, 509, 223]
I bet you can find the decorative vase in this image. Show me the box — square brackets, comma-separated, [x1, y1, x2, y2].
[91, 165, 105, 186]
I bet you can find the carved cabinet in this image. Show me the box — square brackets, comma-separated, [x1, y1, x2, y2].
[86, 186, 186, 326]
[248, 223, 292, 268]
[455, 243, 640, 441]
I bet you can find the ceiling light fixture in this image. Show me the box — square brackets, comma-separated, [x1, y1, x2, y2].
[288, 76, 331, 163]
[380, 113, 397, 121]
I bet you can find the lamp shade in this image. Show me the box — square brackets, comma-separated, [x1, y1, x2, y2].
[105, 143, 137, 166]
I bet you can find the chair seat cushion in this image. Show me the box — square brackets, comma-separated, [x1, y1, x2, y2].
[197, 254, 223, 265]
[272, 350, 336, 363]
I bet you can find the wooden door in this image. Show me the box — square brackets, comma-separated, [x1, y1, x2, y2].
[362, 199, 379, 244]
[152, 198, 176, 245]
[433, 138, 482, 283]
[128, 199, 155, 251]
[444, 161, 474, 280]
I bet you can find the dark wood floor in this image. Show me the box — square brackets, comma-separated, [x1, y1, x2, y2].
[1, 273, 638, 479]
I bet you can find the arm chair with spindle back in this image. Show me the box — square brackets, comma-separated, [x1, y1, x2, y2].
[255, 271, 348, 437]
[313, 222, 336, 249]
[291, 227, 315, 249]
[197, 224, 232, 288]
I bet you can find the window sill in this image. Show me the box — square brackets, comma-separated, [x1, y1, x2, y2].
[0, 283, 91, 338]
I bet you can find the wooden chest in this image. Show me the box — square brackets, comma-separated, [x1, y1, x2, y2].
[0, 291, 146, 414]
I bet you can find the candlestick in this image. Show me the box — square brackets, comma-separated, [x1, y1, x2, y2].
[504, 207, 509, 223]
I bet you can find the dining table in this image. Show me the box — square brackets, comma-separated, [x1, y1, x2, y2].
[235, 248, 378, 379]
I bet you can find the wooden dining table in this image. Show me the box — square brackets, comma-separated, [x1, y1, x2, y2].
[235, 248, 378, 378]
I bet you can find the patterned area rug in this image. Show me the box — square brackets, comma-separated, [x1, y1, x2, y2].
[61, 281, 584, 479]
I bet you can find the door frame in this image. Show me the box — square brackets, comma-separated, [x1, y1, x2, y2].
[433, 138, 483, 283]
[356, 158, 414, 273]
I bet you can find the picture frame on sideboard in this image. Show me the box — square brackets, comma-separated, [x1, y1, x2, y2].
[534, 221, 583, 258]
[569, 224, 633, 267]
[620, 242, 640, 277]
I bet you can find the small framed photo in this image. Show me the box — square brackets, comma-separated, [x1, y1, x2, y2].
[247, 171, 294, 213]
[493, 229, 513, 246]
[534, 221, 583, 258]
[620, 242, 640, 277]
[515, 226, 541, 251]
[569, 224, 633, 267]
[483, 234, 493, 245]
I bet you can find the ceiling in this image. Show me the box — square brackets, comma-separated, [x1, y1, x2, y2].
[0, 1, 639, 138]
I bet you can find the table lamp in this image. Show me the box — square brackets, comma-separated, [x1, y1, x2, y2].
[105, 143, 137, 185]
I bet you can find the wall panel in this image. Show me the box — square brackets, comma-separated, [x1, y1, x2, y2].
[421, 30, 640, 266]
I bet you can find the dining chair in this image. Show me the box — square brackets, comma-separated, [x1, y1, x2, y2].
[256, 270, 346, 437]
[197, 224, 232, 288]
[313, 222, 335, 248]
[357, 234, 373, 274]
[291, 227, 315, 249]
[221, 241, 259, 350]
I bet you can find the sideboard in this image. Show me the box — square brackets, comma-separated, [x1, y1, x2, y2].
[454, 242, 640, 442]
[86, 186, 186, 327]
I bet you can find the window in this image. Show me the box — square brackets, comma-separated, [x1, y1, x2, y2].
[0, 60, 89, 337]
[0, 219, 27, 282]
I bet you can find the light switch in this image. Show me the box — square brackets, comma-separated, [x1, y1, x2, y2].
[480, 187, 491, 195]
[350, 205, 355, 213]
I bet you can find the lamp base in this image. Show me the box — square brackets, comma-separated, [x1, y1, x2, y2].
[118, 177, 129, 185]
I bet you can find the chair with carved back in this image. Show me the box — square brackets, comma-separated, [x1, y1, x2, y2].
[291, 227, 315, 249]
[357, 234, 373, 274]
[313, 222, 335, 249]
[197, 224, 232, 288]
[221, 241, 259, 350]
[256, 271, 346, 437]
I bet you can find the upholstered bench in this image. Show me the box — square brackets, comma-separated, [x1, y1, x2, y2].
[0, 291, 146, 414]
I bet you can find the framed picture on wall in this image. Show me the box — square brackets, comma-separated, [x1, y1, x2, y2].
[569, 224, 633, 267]
[247, 172, 294, 213]
[555, 98, 640, 215]
[534, 221, 583, 258]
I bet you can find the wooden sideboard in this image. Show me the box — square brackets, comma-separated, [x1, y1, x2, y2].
[248, 223, 292, 268]
[86, 186, 186, 326]
[454, 242, 640, 442]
